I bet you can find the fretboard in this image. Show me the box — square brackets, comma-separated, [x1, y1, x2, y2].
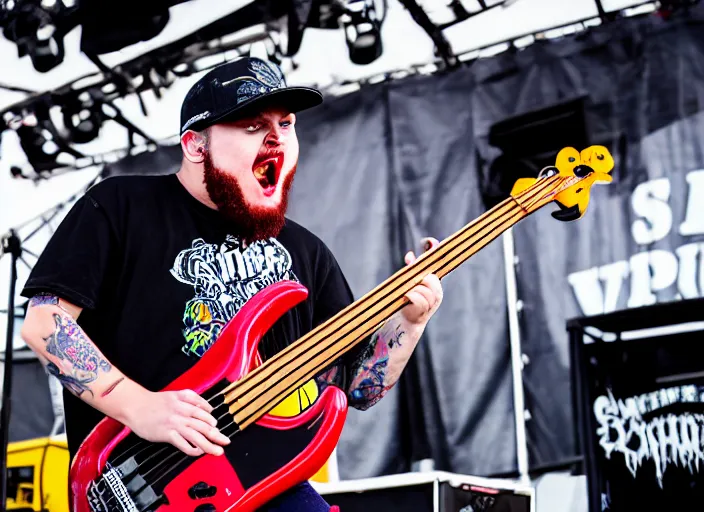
[224, 174, 566, 427]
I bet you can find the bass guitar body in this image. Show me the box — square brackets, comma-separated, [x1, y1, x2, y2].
[69, 281, 348, 512]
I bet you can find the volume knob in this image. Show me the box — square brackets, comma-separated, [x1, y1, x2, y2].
[188, 481, 218, 499]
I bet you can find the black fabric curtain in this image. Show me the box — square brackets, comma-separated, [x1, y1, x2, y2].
[72, 2, 704, 480]
[471, 5, 704, 472]
[290, 4, 704, 478]
[290, 67, 515, 478]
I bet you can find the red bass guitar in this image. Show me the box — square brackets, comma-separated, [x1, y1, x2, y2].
[69, 146, 614, 512]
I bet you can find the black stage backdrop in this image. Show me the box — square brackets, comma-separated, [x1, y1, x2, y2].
[289, 71, 514, 478]
[93, 4, 704, 479]
[470, 6, 704, 473]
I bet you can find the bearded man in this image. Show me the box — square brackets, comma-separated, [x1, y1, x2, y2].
[20, 57, 443, 511]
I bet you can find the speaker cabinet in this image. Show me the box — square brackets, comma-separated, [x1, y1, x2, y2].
[569, 298, 704, 512]
[313, 471, 534, 512]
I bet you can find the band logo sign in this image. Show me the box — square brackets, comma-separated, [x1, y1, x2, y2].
[593, 384, 704, 487]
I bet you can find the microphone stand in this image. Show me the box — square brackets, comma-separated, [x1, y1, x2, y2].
[0, 229, 21, 508]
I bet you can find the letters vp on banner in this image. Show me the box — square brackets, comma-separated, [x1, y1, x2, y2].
[568, 170, 704, 316]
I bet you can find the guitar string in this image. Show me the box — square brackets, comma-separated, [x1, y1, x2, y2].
[223, 173, 561, 412]
[108, 386, 226, 466]
[100, 200, 518, 508]
[223, 178, 564, 424]
[112, 200, 564, 511]
[101, 417, 243, 510]
[222, 198, 517, 399]
[230, 208, 531, 431]
[127, 203, 534, 509]
[97, 175, 568, 508]
[226, 175, 567, 432]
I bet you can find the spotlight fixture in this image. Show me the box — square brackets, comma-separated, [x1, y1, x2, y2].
[61, 90, 104, 144]
[16, 121, 63, 175]
[341, 0, 385, 65]
[13, 102, 84, 176]
[1, 0, 78, 73]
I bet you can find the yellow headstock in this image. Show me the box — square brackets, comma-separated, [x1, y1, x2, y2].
[509, 145, 614, 221]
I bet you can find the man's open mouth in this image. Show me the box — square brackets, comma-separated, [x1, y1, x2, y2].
[252, 156, 281, 196]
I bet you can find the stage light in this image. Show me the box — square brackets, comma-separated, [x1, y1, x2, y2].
[341, 0, 384, 65]
[1, 0, 75, 73]
[12, 104, 85, 177]
[16, 122, 62, 175]
[61, 91, 103, 144]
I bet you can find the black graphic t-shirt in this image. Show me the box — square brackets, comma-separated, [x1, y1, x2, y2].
[170, 234, 302, 359]
[21, 173, 363, 471]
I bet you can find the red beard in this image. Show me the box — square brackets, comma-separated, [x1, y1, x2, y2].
[203, 150, 295, 243]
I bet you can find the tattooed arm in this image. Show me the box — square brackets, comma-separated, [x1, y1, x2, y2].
[345, 309, 426, 410]
[20, 294, 125, 402]
[347, 242, 445, 410]
[313, 307, 411, 407]
[317, 244, 444, 410]
[20, 293, 230, 456]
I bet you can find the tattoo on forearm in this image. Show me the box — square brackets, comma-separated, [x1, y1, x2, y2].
[348, 344, 389, 409]
[29, 293, 59, 307]
[386, 324, 405, 349]
[316, 365, 340, 389]
[43, 313, 111, 398]
[347, 323, 405, 409]
[101, 377, 125, 398]
[30, 293, 72, 315]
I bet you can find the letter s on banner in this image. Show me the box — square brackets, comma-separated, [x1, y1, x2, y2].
[593, 394, 623, 460]
[631, 178, 672, 245]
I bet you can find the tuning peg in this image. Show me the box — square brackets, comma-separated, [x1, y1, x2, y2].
[538, 166, 559, 179]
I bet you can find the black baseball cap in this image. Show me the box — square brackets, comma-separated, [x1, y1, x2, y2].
[179, 57, 323, 136]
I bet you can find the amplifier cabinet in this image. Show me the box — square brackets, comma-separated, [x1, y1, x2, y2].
[312, 471, 535, 512]
[569, 298, 704, 512]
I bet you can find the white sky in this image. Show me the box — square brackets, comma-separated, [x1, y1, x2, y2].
[0, 0, 648, 345]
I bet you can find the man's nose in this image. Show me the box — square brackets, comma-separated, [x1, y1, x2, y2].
[264, 126, 283, 148]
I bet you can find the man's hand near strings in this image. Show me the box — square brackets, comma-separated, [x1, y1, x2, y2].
[20, 293, 230, 457]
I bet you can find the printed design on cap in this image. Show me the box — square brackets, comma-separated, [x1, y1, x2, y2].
[231, 59, 286, 104]
[251, 58, 284, 87]
[170, 235, 299, 358]
[181, 110, 211, 133]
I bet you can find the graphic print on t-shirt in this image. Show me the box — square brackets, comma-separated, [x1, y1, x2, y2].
[170, 235, 298, 357]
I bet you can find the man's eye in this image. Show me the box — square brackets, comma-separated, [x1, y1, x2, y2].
[280, 120, 292, 128]
[246, 124, 261, 132]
